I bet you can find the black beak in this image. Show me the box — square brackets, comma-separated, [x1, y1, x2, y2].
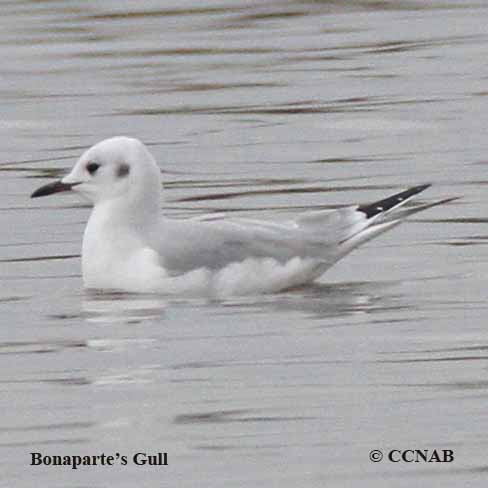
[31, 180, 80, 198]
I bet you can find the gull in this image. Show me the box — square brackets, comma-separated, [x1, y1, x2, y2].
[31, 137, 453, 297]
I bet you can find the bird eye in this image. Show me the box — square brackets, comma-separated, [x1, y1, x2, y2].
[86, 162, 100, 175]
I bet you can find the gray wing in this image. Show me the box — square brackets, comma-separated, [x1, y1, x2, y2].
[155, 185, 450, 273]
[156, 215, 333, 273]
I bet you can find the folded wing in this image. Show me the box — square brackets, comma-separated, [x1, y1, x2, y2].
[157, 184, 451, 274]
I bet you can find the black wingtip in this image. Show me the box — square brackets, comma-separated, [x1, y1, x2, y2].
[358, 183, 432, 219]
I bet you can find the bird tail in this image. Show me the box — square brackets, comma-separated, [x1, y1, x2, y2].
[378, 196, 459, 223]
[336, 187, 458, 259]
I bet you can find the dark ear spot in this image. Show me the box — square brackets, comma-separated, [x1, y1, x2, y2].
[117, 163, 130, 178]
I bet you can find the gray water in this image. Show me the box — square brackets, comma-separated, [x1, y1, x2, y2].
[1, 1, 488, 486]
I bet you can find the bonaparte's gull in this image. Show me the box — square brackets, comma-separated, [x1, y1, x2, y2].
[31, 137, 453, 297]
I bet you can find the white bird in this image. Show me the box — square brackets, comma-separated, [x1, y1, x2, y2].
[31, 137, 453, 297]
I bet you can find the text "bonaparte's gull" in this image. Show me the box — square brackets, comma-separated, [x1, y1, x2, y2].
[31, 137, 454, 297]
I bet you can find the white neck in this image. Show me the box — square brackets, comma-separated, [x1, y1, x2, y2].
[81, 196, 160, 288]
